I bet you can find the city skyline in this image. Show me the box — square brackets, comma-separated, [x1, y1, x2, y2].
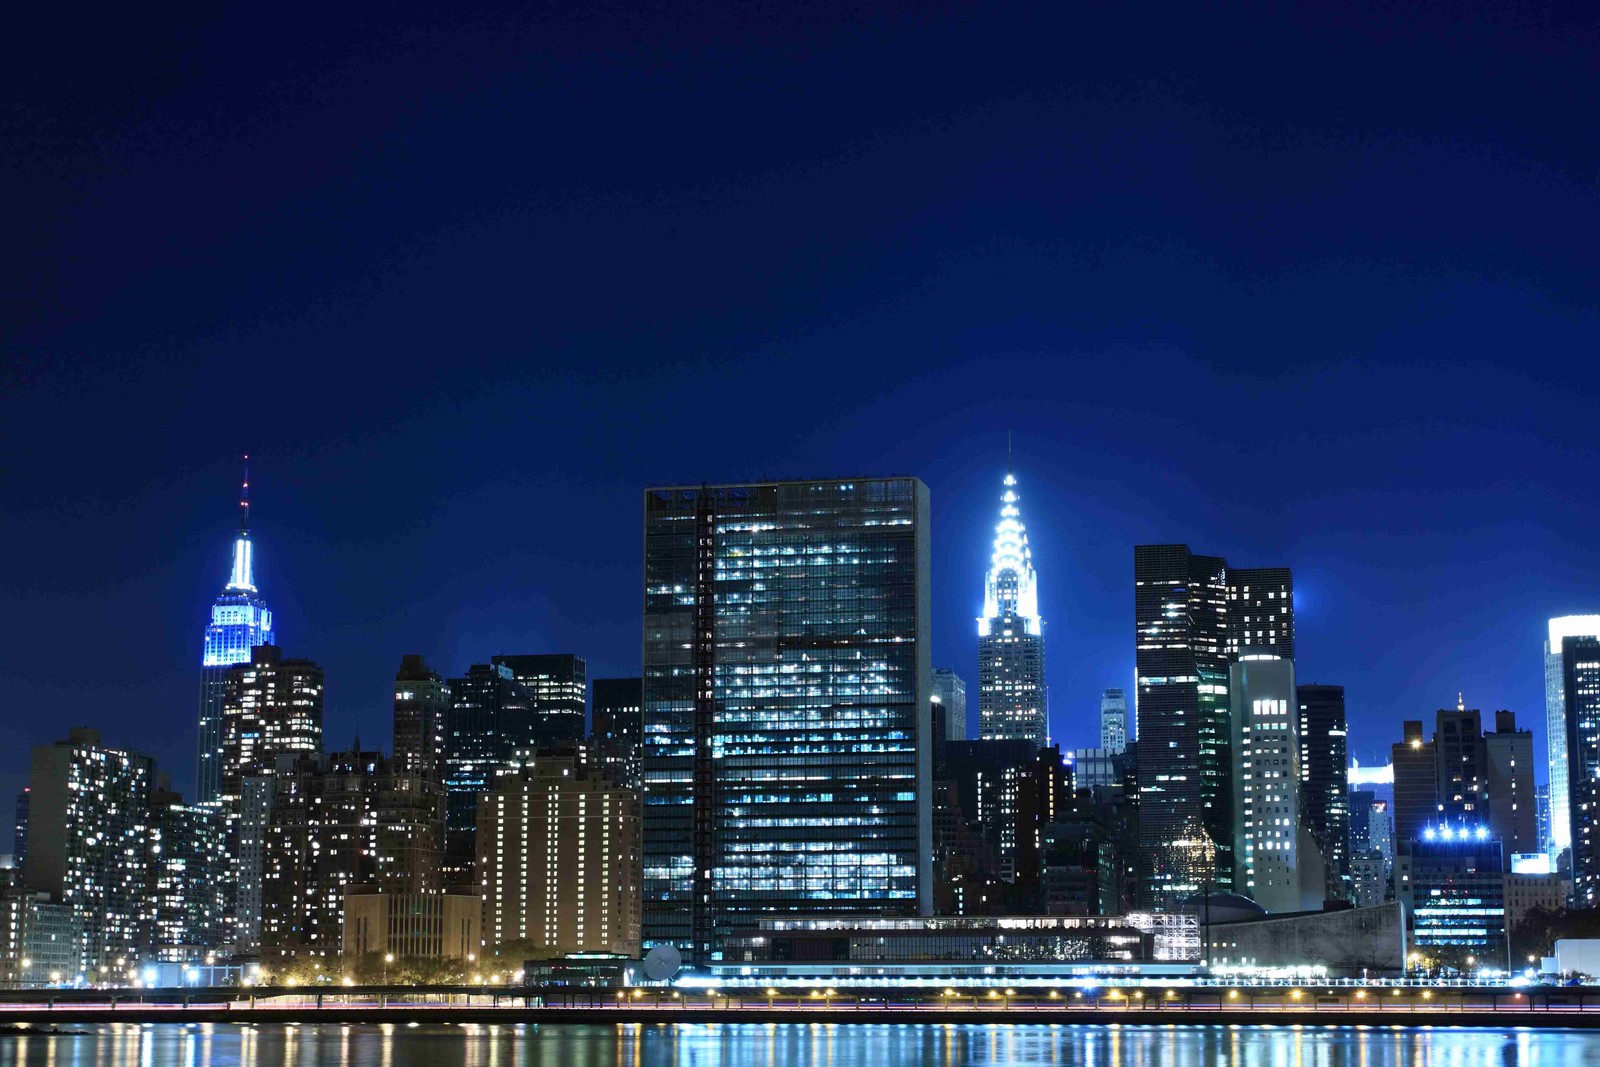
[7, 4, 1600, 862]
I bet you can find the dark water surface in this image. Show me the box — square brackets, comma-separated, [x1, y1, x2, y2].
[0, 1022, 1596, 1066]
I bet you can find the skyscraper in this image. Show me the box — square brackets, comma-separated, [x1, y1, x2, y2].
[1100, 688, 1129, 754]
[978, 469, 1046, 746]
[1230, 654, 1324, 912]
[1561, 635, 1600, 907]
[1297, 684, 1349, 900]
[591, 677, 643, 791]
[1226, 568, 1295, 660]
[1391, 720, 1436, 848]
[145, 787, 228, 961]
[393, 654, 450, 779]
[12, 790, 27, 869]
[22, 728, 154, 973]
[1546, 616, 1600, 861]
[442, 662, 531, 885]
[1434, 701, 1489, 823]
[642, 478, 932, 965]
[1132, 544, 1230, 910]
[196, 464, 275, 808]
[490, 654, 588, 747]
[218, 644, 325, 817]
[1484, 710, 1536, 861]
[932, 669, 968, 743]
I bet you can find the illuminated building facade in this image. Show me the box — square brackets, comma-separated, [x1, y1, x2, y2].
[0, 890, 80, 988]
[1548, 617, 1600, 861]
[21, 728, 154, 973]
[196, 468, 275, 808]
[1562, 635, 1600, 907]
[1100, 688, 1128, 754]
[478, 749, 640, 957]
[1297, 684, 1349, 900]
[490, 654, 588, 748]
[219, 644, 324, 819]
[1225, 568, 1295, 660]
[591, 677, 643, 791]
[259, 748, 443, 962]
[144, 789, 228, 961]
[1396, 826, 1507, 972]
[393, 655, 450, 781]
[342, 889, 480, 960]
[978, 470, 1045, 745]
[1230, 654, 1324, 913]
[931, 668, 968, 744]
[1392, 720, 1437, 847]
[1133, 545, 1231, 910]
[1484, 710, 1536, 861]
[642, 478, 932, 965]
[443, 663, 533, 886]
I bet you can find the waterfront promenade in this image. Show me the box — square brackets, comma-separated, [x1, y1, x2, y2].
[1, 985, 1598, 1027]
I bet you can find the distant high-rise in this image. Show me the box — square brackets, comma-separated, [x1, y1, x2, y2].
[642, 478, 932, 965]
[1484, 710, 1536, 861]
[591, 677, 643, 791]
[1297, 684, 1349, 900]
[442, 663, 533, 885]
[1561, 635, 1600, 907]
[932, 669, 968, 743]
[196, 462, 275, 807]
[1132, 545, 1230, 910]
[218, 644, 324, 816]
[491, 654, 588, 747]
[393, 655, 450, 780]
[1547, 616, 1600, 860]
[1226, 568, 1295, 660]
[1230, 655, 1324, 912]
[1391, 720, 1436, 848]
[12, 790, 27, 869]
[977, 468, 1046, 746]
[1434, 702, 1489, 823]
[1100, 688, 1129, 754]
[22, 728, 154, 973]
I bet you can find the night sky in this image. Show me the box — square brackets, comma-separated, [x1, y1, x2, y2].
[5, 3, 1600, 849]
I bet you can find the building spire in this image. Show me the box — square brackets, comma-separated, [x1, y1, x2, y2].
[1457, 691, 1465, 712]
[981, 459, 1039, 633]
[225, 456, 257, 592]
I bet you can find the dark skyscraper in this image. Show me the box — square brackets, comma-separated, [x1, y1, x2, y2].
[1434, 701, 1489, 823]
[196, 465, 275, 808]
[12, 790, 27, 868]
[490, 654, 588, 747]
[442, 662, 533, 885]
[977, 468, 1046, 746]
[393, 654, 450, 779]
[1132, 544, 1231, 910]
[1562, 636, 1600, 907]
[591, 677, 643, 791]
[642, 478, 932, 965]
[1392, 720, 1437, 848]
[1298, 684, 1349, 900]
[1226, 568, 1295, 660]
[1484, 709, 1536, 862]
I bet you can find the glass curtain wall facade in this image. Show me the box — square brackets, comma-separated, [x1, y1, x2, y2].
[196, 476, 274, 807]
[977, 472, 1046, 745]
[1547, 617, 1600, 861]
[1133, 545, 1231, 910]
[642, 478, 932, 966]
[1563, 636, 1600, 907]
[1298, 683, 1349, 900]
[490, 654, 588, 747]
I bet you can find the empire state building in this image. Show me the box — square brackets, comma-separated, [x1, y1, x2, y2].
[977, 468, 1046, 746]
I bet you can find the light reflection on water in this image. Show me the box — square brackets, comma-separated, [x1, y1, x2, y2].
[0, 1023, 1594, 1067]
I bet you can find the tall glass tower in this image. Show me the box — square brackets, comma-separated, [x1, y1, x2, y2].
[977, 468, 1046, 746]
[196, 463, 275, 807]
[1546, 616, 1600, 861]
[641, 478, 932, 966]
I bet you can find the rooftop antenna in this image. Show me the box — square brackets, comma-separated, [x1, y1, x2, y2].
[1007, 430, 1013, 474]
[240, 453, 251, 531]
[1457, 691, 1465, 712]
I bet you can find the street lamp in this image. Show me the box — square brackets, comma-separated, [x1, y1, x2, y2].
[384, 953, 394, 984]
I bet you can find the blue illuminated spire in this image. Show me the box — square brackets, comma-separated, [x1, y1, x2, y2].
[225, 456, 255, 591]
[980, 464, 1040, 635]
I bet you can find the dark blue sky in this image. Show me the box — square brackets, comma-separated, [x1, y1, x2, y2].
[5, 2, 1599, 847]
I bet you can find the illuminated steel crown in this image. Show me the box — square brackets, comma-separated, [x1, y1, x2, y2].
[979, 469, 1041, 636]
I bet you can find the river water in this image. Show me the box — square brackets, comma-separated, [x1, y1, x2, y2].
[0, 1022, 1595, 1066]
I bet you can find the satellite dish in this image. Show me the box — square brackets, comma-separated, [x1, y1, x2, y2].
[642, 945, 682, 982]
